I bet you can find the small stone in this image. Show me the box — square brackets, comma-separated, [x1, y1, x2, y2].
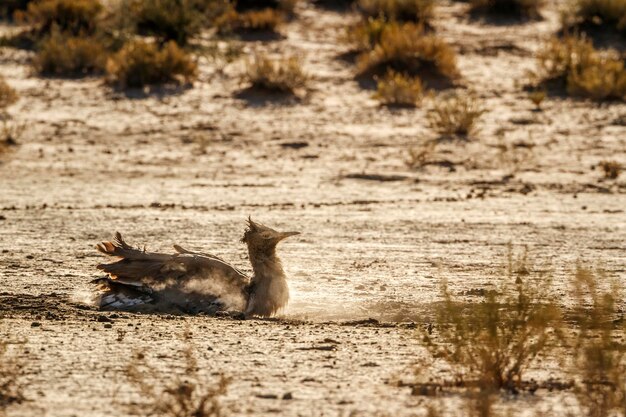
[97, 315, 113, 323]
[31, 322, 41, 327]
[282, 392, 293, 400]
[103, 323, 113, 329]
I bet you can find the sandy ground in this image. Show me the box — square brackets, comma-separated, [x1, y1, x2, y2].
[0, 1, 625, 416]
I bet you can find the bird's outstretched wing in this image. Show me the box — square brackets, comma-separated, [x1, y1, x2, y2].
[94, 232, 249, 312]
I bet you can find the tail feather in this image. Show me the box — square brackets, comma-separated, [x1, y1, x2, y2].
[93, 277, 154, 310]
[96, 232, 170, 262]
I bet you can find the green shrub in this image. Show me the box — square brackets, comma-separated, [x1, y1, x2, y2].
[356, 22, 459, 86]
[33, 30, 107, 76]
[469, 0, 544, 19]
[25, 0, 103, 35]
[245, 54, 307, 93]
[357, 0, 435, 23]
[374, 69, 423, 106]
[535, 35, 626, 101]
[0, 78, 18, 110]
[106, 40, 197, 88]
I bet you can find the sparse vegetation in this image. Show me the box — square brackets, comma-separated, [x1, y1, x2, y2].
[106, 40, 197, 88]
[428, 92, 484, 138]
[535, 35, 626, 101]
[128, 0, 218, 45]
[24, 0, 103, 36]
[571, 266, 626, 417]
[33, 30, 107, 76]
[374, 69, 423, 106]
[422, 248, 561, 395]
[127, 330, 230, 417]
[356, 22, 459, 86]
[245, 54, 307, 93]
[598, 160, 622, 179]
[469, 0, 544, 19]
[215, 6, 285, 33]
[0, 78, 18, 110]
[357, 0, 435, 23]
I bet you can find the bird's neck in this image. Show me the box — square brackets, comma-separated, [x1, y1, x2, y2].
[248, 248, 285, 281]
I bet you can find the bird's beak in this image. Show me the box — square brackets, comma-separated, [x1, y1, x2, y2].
[277, 231, 300, 241]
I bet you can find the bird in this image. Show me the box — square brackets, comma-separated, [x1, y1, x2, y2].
[91, 218, 300, 318]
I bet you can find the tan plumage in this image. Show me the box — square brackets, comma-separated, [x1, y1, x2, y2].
[92, 219, 299, 318]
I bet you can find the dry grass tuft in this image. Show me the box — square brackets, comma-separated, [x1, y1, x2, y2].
[216, 7, 285, 33]
[33, 30, 107, 76]
[245, 54, 307, 93]
[374, 69, 423, 106]
[571, 266, 626, 417]
[357, 0, 435, 23]
[469, 0, 544, 19]
[345, 16, 389, 52]
[598, 160, 622, 179]
[23, 0, 103, 36]
[0, 78, 18, 110]
[421, 247, 561, 395]
[428, 92, 485, 138]
[356, 22, 458, 86]
[535, 35, 626, 101]
[566, 0, 626, 34]
[127, 330, 230, 417]
[106, 40, 197, 89]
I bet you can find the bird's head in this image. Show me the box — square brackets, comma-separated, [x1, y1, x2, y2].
[241, 217, 300, 256]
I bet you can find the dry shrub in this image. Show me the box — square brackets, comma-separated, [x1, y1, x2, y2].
[572, 266, 626, 417]
[469, 0, 544, 19]
[216, 7, 285, 33]
[33, 30, 107, 76]
[245, 55, 307, 93]
[598, 160, 622, 179]
[0, 78, 18, 110]
[535, 35, 626, 101]
[428, 92, 484, 138]
[23, 0, 103, 35]
[128, 0, 220, 45]
[345, 16, 389, 52]
[374, 69, 423, 106]
[357, 0, 435, 23]
[422, 248, 561, 396]
[406, 140, 436, 168]
[127, 331, 230, 417]
[567, 0, 626, 34]
[106, 40, 197, 88]
[356, 22, 458, 87]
